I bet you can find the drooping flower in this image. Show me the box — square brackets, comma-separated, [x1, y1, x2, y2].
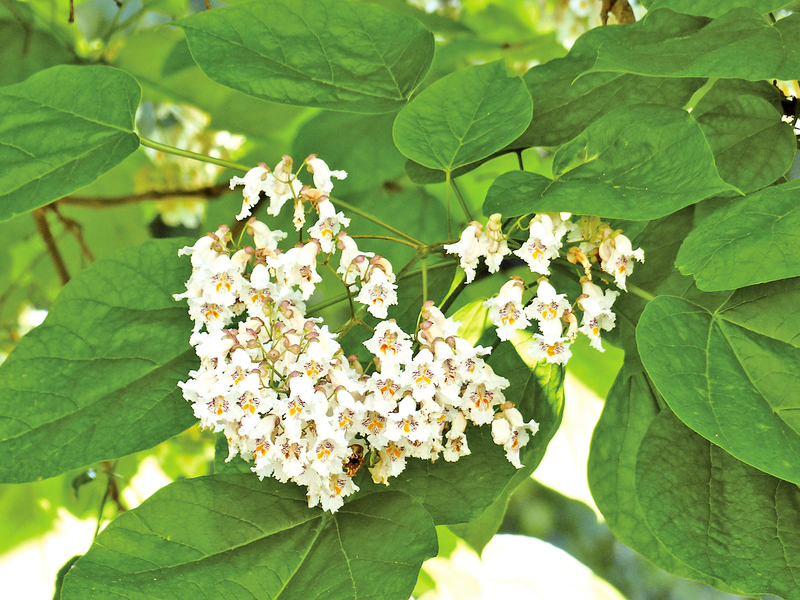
[577, 279, 618, 351]
[444, 222, 487, 283]
[513, 214, 563, 275]
[306, 155, 347, 194]
[484, 213, 511, 273]
[484, 277, 532, 341]
[598, 233, 644, 291]
[230, 164, 270, 221]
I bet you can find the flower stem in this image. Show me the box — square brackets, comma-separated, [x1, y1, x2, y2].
[349, 234, 419, 249]
[329, 197, 424, 246]
[449, 177, 472, 222]
[626, 283, 656, 302]
[421, 255, 428, 304]
[139, 136, 251, 173]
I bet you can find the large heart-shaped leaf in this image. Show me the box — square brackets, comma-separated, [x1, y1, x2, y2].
[587, 357, 737, 591]
[0, 64, 141, 222]
[0, 238, 196, 483]
[585, 8, 800, 81]
[484, 105, 737, 221]
[636, 410, 800, 598]
[637, 279, 800, 485]
[676, 181, 800, 291]
[691, 79, 795, 193]
[176, 0, 434, 114]
[61, 474, 437, 600]
[513, 24, 704, 149]
[647, 0, 790, 17]
[392, 60, 533, 173]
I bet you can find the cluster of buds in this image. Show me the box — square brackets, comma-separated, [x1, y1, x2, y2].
[446, 214, 643, 364]
[174, 155, 538, 512]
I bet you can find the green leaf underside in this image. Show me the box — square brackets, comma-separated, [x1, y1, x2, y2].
[636, 411, 800, 598]
[484, 105, 736, 221]
[647, 0, 791, 18]
[0, 65, 140, 222]
[676, 180, 800, 291]
[515, 24, 704, 148]
[691, 79, 795, 193]
[392, 60, 533, 171]
[0, 19, 75, 87]
[587, 357, 736, 591]
[637, 280, 800, 485]
[62, 474, 437, 600]
[0, 239, 197, 483]
[585, 8, 800, 81]
[176, 0, 434, 114]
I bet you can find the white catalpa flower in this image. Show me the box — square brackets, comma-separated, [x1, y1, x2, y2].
[444, 222, 487, 283]
[364, 321, 413, 366]
[308, 199, 350, 254]
[264, 156, 303, 217]
[528, 332, 572, 366]
[577, 279, 618, 351]
[513, 214, 563, 275]
[306, 155, 347, 194]
[599, 234, 644, 291]
[525, 280, 570, 337]
[230, 164, 270, 221]
[484, 213, 511, 273]
[355, 268, 397, 318]
[484, 277, 532, 341]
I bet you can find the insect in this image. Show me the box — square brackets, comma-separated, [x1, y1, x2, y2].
[343, 444, 365, 477]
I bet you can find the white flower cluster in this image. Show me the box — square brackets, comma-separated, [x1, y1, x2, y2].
[446, 214, 644, 364]
[174, 155, 538, 512]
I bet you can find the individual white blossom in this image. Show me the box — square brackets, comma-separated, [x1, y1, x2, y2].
[484, 277, 532, 341]
[306, 154, 347, 194]
[513, 214, 563, 275]
[444, 222, 487, 283]
[599, 233, 645, 291]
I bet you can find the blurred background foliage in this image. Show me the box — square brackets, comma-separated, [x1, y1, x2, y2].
[0, 0, 785, 598]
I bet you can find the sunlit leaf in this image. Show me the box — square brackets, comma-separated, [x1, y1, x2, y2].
[0, 65, 141, 222]
[393, 60, 532, 172]
[637, 410, 800, 598]
[637, 279, 800, 485]
[62, 474, 438, 600]
[587, 357, 738, 591]
[485, 105, 737, 220]
[177, 0, 434, 114]
[691, 79, 795, 192]
[647, 0, 790, 17]
[0, 238, 196, 483]
[584, 8, 800, 81]
[676, 180, 800, 291]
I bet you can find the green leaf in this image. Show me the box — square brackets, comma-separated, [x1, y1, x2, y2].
[482, 171, 551, 217]
[691, 79, 795, 192]
[585, 8, 800, 81]
[513, 29, 704, 148]
[676, 181, 800, 291]
[0, 64, 141, 222]
[392, 60, 533, 172]
[636, 279, 800, 485]
[587, 357, 736, 591]
[447, 491, 509, 556]
[292, 111, 407, 197]
[176, 0, 434, 114]
[485, 105, 737, 221]
[0, 19, 75, 87]
[0, 238, 197, 483]
[647, 0, 790, 17]
[62, 474, 437, 600]
[636, 410, 800, 598]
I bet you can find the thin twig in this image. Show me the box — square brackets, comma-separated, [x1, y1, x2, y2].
[32, 209, 70, 286]
[59, 182, 231, 207]
[48, 205, 95, 263]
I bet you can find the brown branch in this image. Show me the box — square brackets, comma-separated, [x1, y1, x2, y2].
[58, 182, 232, 208]
[601, 0, 636, 25]
[69, 0, 74, 23]
[48, 204, 95, 263]
[32, 208, 70, 286]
